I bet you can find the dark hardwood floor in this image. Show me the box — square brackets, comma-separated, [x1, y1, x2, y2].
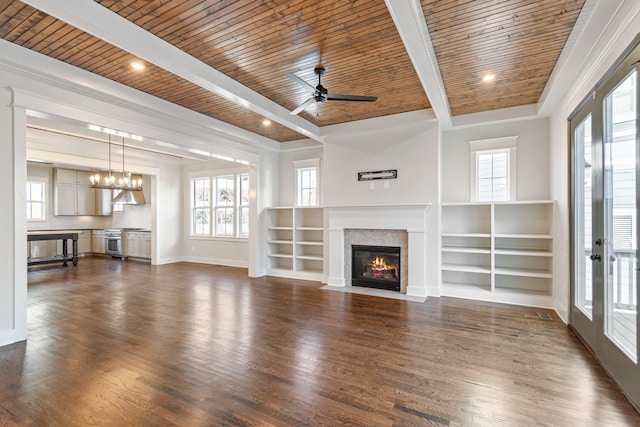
[1, 257, 638, 426]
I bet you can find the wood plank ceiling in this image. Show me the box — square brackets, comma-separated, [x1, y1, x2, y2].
[0, 0, 585, 143]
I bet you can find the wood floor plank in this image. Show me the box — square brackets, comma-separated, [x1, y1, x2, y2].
[0, 257, 637, 426]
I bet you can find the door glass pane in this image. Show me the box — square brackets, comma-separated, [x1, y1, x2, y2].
[603, 70, 637, 362]
[575, 114, 593, 318]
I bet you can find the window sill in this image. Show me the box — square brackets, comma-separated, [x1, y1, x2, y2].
[189, 235, 248, 243]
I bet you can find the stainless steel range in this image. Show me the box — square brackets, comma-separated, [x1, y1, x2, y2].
[104, 228, 122, 257]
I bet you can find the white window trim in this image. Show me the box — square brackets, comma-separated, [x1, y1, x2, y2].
[293, 158, 320, 206]
[26, 176, 48, 222]
[188, 169, 249, 239]
[469, 136, 518, 202]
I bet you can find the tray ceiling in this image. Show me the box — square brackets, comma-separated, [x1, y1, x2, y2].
[0, 0, 585, 143]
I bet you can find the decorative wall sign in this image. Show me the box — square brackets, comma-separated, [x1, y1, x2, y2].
[357, 169, 398, 181]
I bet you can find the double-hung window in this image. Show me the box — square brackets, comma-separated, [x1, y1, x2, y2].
[294, 158, 320, 206]
[469, 137, 517, 202]
[26, 180, 46, 220]
[190, 173, 248, 238]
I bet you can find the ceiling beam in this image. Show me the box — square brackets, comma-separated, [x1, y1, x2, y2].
[20, 0, 322, 143]
[384, 0, 452, 129]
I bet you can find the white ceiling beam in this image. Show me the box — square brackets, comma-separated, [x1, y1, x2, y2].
[384, 0, 452, 129]
[20, 0, 322, 142]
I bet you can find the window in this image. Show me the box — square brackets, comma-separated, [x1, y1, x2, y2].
[238, 174, 249, 237]
[477, 150, 509, 202]
[214, 175, 234, 236]
[192, 177, 211, 235]
[469, 136, 517, 202]
[26, 180, 46, 220]
[190, 173, 248, 237]
[294, 158, 320, 206]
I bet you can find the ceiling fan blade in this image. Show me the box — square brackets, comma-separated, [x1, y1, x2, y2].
[290, 97, 316, 115]
[286, 73, 316, 95]
[327, 93, 377, 102]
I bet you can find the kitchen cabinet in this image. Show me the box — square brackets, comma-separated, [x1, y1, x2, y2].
[54, 168, 96, 216]
[92, 230, 106, 254]
[124, 231, 151, 259]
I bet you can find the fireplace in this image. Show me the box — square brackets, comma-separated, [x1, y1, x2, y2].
[351, 245, 401, 291]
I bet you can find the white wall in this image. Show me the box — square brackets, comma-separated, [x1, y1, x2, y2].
[277, 145, 323, 206]
[441, 117, 550, 203]
[320, 114, 441, 293]
[323, 119, 438, 206]
[182, 160, 249, 268]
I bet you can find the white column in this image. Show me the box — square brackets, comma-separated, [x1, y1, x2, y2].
[327, 228, 345, 286]
[406, 230, 428, 298]
[0, 87, 27, 347]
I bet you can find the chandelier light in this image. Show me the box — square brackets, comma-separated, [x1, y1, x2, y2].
[89, 134, 143, 191]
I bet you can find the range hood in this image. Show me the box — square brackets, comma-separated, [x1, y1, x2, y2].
[112, 189, 146, 205]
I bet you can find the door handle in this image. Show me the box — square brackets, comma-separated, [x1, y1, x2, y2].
[589, 254, 601, 261]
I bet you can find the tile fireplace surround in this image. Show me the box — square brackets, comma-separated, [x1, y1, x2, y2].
[326, 204, 431, 300]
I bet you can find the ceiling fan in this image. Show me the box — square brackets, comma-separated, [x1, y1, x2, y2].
[287, 65, 377, 116]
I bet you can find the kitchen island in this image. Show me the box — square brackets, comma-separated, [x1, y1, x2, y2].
[27, 232, 78, 267]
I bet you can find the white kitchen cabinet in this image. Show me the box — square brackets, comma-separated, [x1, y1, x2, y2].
[54, 168, 97, 216]
[124, 231, 151, 259]
[92, 230, 106, 254]
[441, 200, 554, 307]
[265, 207, 323, 281]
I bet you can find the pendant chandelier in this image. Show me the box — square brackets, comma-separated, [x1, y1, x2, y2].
[89, 134, 143, 190]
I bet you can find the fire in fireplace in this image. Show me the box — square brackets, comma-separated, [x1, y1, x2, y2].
[351, 245, 401, 291]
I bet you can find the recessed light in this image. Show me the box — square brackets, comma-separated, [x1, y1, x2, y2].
[482, 73, 496, 82]
[131, 61, 145, 71]
[262, 119, 271, 126]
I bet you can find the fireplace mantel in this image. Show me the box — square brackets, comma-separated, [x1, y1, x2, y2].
[326, 204, 431, 299]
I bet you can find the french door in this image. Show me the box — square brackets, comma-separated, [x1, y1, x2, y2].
[571, 43, 640, 407]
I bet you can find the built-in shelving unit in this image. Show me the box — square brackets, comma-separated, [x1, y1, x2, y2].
[441, 200, 554, 307]
[266, 207, 324, 281]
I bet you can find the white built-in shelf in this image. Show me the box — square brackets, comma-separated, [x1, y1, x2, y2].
[442, 247, 491, 254]
[268, 253, 294, 259]
[297, 255, 324, 261]
[494, 267, 552, 279]
[266, 206, 324, 282]
[441, 200, 554, 307]
[442, 232, 491, 238]
[442, 264, 491, 274]
[495, 233, 553, 239]
[494, 249, 552, 257]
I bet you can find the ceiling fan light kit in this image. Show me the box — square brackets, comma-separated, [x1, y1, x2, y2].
[287, 65, 377, 116]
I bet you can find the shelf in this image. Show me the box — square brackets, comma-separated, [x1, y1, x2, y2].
[441, 201, 554, 308]
[494, 249, 552, 257]
[442, 264, 491, 274]
[296, 255, 324, 261]
[494, 233, 553, 239]
[266, 206, 324, 282]
[442, 247, 490, 254]
[268, 253, 294, 259]
[442, 232, 491, 238]
[494, 267, 552, 279]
